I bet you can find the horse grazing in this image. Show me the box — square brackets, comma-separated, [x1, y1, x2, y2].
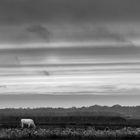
[21, 119, 36, 129]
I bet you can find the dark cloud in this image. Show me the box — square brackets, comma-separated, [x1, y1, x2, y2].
[0, 0, 140, 25]
[26, 24, 51, 41]
[91, 26, 133, 45]
[0, 0, 139, 45]
[42, 70, 50, 76]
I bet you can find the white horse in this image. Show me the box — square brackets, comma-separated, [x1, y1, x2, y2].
[21, 119, 36, 128]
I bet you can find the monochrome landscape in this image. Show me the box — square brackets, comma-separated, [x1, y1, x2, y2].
[0, 0, 140, 139]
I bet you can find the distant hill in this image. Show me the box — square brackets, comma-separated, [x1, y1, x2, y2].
[87, 105, 140, 118]
[0, 105, 140, 118]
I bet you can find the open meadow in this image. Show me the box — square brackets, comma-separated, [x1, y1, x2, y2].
[0, 127, 140, 140]
[0, 107, 140, 139]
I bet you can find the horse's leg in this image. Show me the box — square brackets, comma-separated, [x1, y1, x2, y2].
[21, 122, 24, 128]
[33, 123, 36, 129]
[28, 123, 30, 128]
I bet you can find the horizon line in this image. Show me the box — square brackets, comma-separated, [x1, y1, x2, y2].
[0, 104, 139, 109]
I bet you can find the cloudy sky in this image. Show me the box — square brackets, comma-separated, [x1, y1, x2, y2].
[0, 0, 140, 108]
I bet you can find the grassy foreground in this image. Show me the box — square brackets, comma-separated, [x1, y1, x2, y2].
[0, 127, 140, 139]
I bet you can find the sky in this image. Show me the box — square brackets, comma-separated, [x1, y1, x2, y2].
[0, 0, 140, 108]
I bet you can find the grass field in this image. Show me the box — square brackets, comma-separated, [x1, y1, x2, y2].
[0, 108, 140, 139]
[0, 115, 140, 139]
[0, 127, 140, 140]
[0, 115, 128, 129]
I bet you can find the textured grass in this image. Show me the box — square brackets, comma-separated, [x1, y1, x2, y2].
[0, 127, 140, 139]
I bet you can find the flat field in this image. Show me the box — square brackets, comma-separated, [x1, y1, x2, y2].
[0, 127, 140, 140]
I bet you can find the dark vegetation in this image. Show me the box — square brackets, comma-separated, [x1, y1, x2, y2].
[0, 105, 140, 129]
[0, 105, 140, 118]
[0, 106, 127, 129]
[0, 116, 126, 129]
[0, 127, 140, 140]
[0, 105, 140, 139]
